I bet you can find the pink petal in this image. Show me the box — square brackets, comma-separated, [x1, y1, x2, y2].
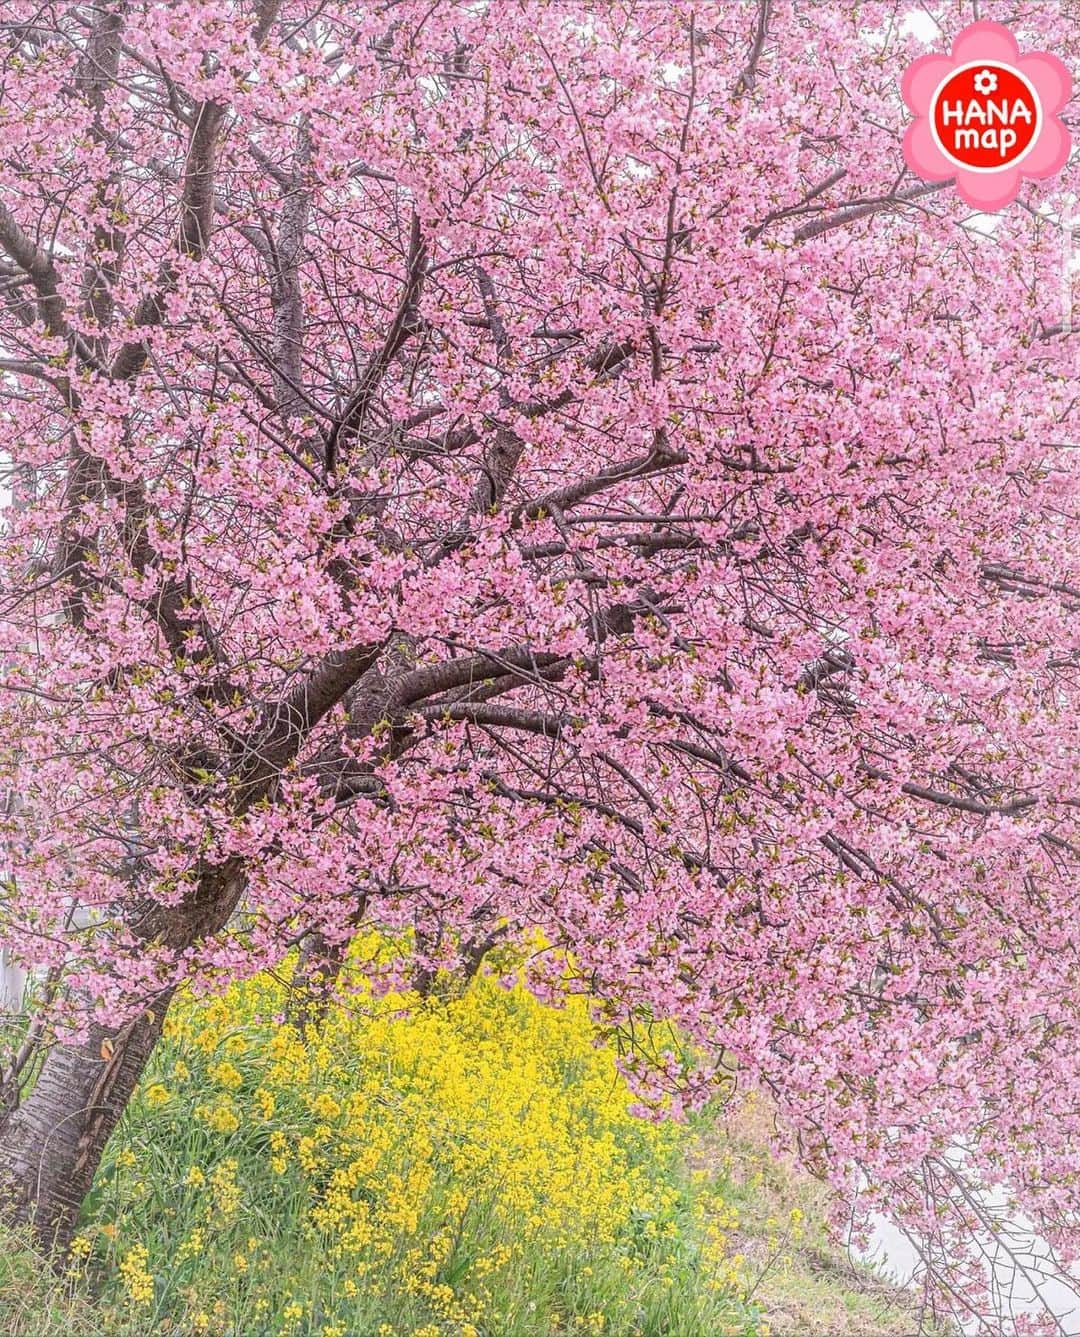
[1018, 52, 1073, 116]
[956, 167, 1021, 212]
[903, 118, 954, 182]
[951, 20, 1020, 68]
[901, 54, 954, 115]
[1019, 119, 1071, 179]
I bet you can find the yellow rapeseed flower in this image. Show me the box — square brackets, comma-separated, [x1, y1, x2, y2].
[209, 1158, 241, 1219]
[209, 1060, 243, 1090]
[118, 1243, 154, 1306]
[196, 1100, 240, 1135]
[105, 943, 747, 1335]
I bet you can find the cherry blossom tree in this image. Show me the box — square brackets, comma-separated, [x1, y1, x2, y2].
[0, 2, 1077, 1328]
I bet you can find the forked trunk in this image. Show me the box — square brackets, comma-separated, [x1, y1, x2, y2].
[0, 999, 172, 1252]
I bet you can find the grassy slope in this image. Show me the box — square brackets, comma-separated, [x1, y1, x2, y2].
[0, 1230, 105, 1337]
[0, 966, 942, 1337]
[0, 1118, 941, 1337]
[698, 1097, 948, 1337]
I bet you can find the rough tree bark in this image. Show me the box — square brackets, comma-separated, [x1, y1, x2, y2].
[0, 858, 251, 1249]
[0, 1005, 171, 1252]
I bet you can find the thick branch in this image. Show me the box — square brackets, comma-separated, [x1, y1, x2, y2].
[324, 210, 427, 477]
[793, 181, 950, 243]
[109, 98, 227, 381]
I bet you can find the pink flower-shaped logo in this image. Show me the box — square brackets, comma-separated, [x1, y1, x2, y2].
[903, 21, 1072, 210]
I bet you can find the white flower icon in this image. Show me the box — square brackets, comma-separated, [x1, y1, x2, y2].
[973, 68, 998, 96]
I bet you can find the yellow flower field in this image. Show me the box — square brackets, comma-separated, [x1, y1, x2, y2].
[67, 955, 756, 1336]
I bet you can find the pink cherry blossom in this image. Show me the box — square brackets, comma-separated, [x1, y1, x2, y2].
[0, 3, 1076, 1328]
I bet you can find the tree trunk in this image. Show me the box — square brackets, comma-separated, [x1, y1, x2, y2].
[0, 858, 246, 1250]
[287, 930, 346, 1032]
[0, 848, 250, 1256]
[0, 998, 173, 1252]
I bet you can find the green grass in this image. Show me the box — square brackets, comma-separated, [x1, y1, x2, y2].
[0, 971, 934, 1336]
[690, 1097, 952, 1337]
[0, 1125, 931, 1337]
[0, 1228, 106, 1337]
